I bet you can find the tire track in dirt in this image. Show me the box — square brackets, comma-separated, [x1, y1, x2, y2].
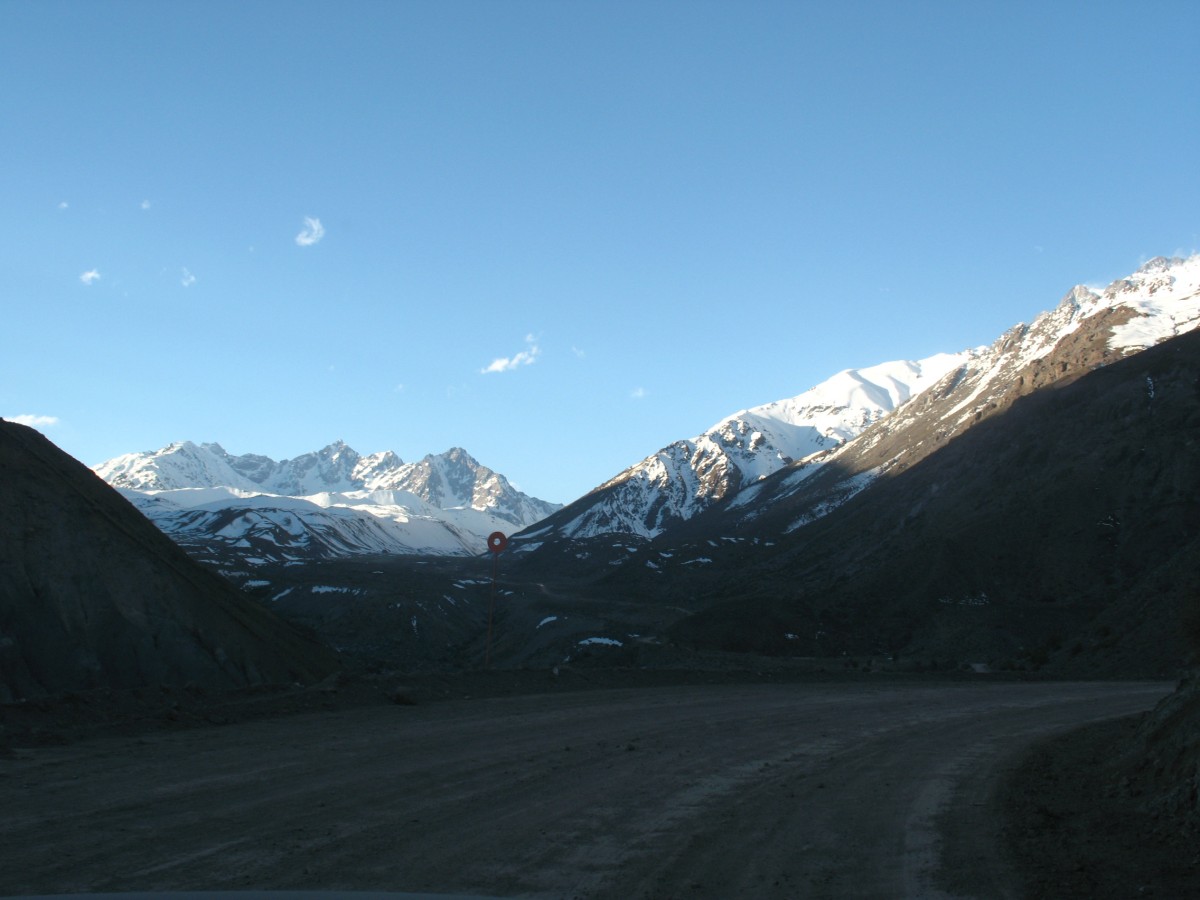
[0, 681, 1170, 898]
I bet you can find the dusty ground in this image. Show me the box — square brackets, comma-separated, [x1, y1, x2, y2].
[0, 678, 1172, 899]
[998, 714, 1200, 898]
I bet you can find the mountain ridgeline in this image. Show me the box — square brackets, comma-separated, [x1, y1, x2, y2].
[656, 327, 1200, 674]
[69, 253, 1200, 678]
[505, 255, 1200, 675]
[519, 354, 973, 542]
[516, 255, 1200, 555]
[5, 253, 1197, 713]
[95, 443, 561, 562]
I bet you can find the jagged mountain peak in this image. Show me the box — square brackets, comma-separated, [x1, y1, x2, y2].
[391, 447, 535, 520]
[95, 441, 546, 510]
[1058, 283, 1101, 312]
[1135, 254, 1185, 275]
[94, 440, 562, 561]
[316, 439, 354, 459]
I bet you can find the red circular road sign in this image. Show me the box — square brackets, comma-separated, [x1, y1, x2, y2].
[487, 531, 508, 554]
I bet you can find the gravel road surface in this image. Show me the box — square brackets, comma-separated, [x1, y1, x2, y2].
[0, 680, 1170, 899]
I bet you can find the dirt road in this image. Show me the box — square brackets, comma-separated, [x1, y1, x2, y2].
[0, 680, 1170, 899]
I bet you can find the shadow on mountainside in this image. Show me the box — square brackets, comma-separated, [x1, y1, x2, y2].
[662, 329, 1200, 678]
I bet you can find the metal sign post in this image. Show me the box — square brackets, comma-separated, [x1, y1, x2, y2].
[484, 531, 507, 668]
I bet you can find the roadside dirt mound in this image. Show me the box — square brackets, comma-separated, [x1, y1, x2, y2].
[1002, 673, 1200, 897]
[1129, 671, 1200, 832]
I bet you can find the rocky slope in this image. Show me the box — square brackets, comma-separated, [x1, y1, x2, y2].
[516, 254, 1200, 568]
[716, 254, 1200, 533]
[1000, 671, 1200, 897]
[498, 256, 1200, 676]
[0, 420, 339, 701]
[650, 326, 1200, 675]
[517, 353, 970, 543]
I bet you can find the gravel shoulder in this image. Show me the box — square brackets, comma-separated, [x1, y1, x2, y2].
[997, 712, 1200, 898]
[0, 679, 1172, 899]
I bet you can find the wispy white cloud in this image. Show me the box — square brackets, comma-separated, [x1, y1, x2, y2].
[630, 386, 647, 399]
[572, 345, 586, 358]
[295, 216, 325, 247]
[80, 269, 101, 285]
[57, 201, 69, 210]
[393, 383, 405, 393]
[180, 267, 196, 287]
[141, 199, 152, 210]
[7, 414, 59, 428]
[481, 334, 540, 374]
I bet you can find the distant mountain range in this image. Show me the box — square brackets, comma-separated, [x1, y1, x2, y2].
[94, 443, 561, 562]
[10, 253, 1199, 685]
[93, 254, 1200, 578]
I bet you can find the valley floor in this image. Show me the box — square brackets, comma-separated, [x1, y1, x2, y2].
[0, 678, 1179, 899]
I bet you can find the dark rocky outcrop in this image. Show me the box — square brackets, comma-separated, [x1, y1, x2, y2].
[0, 421, 338, 702]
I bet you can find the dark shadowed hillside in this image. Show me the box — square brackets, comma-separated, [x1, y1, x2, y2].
[0, 420, 338, 702]
[624, 329, 1200, 676]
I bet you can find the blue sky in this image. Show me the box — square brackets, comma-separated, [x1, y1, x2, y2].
[3, 1, 1198, 504]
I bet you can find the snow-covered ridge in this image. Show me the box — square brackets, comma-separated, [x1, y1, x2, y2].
[727, 253, 1200, 534]
[708, 352, 974, 482]
[531, 351, 973, 541]
[521, 253, 1200, 545]
[96, 442, 561, 560]
[938, 254, 1200, 431]
[1101, 254, 1200, 351]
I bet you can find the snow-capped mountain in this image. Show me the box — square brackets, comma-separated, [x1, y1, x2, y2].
[719, 253, 1200, 532]
[99, 440, 407, 496]
[647, 321, 1200, 673]
[518, 253, 1200, 549]
[517, 354, 972, 542]
[95, 443, 561, 561]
